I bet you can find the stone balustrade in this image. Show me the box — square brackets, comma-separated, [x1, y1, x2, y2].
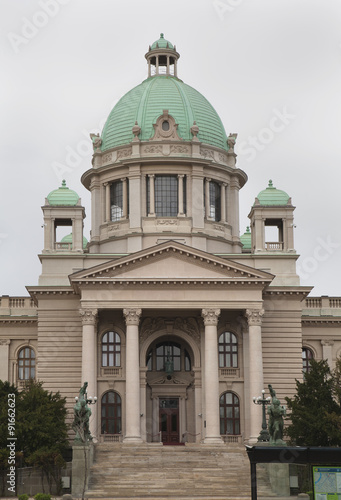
[0, 296, 37, 316]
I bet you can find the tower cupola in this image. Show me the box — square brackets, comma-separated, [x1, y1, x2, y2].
[145, 33, 180, 77]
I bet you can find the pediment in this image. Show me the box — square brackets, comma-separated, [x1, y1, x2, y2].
[70, 241, 273, 285]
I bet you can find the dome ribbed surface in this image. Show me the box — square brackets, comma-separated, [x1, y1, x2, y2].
[101, 76, 228, 151]
[240, 227, 251, 249]
[151, 33, 174, 50]
[256, 180, 290, 206]
[47, 180, 80, 206]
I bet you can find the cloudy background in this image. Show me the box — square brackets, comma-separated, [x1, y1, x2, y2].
[1, 0, 341, 296]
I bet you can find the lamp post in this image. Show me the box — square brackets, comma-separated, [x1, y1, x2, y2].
[253, 389, 271, 442]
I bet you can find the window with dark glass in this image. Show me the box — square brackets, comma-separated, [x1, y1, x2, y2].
[147, 341, 191, 372]
[18, 347, 35, 380]
[110, 180, 128, 221]
[101, 391, 121, 434]
[209, 181, 221, 221]
[302, 347, 313, 374]
[162, 120, 170, 131]
[147, 175, 186, 216]
[102, 331, 121, 367]
[219, 332, 238, 368]
[220, 392, 240, 435]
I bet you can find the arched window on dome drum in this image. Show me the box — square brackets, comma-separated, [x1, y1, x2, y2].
[18, 347, 35, 380]
[209, 181, 221, 221]
[101, 391, 121, 434]
[302, 347, 313, 374]
[220, 392, 240, 435]
[218, 332, 238, 368]
[147, 175, 186, 216]
[110, 180, 129, 221]
[102, 332, 121, 367]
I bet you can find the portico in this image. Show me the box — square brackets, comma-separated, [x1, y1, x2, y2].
[71, 241, 273, 443]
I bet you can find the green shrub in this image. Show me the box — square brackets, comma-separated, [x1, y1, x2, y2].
[34, 494, 51, 500]
[306, 492, 313, 500]
[18, 495, 29, 500]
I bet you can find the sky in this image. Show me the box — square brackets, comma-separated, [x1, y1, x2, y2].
[1, 0, 341, 296]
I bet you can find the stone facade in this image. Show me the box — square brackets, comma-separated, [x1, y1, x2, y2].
[1, 36, 340, 449]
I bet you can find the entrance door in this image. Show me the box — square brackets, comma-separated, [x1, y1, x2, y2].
[159, 398, 180, 444]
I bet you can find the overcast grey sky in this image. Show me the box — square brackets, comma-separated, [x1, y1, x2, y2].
[1, 0, 341, 296]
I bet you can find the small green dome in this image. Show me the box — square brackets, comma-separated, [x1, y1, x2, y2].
[151, 33, 174, 50]
[101, 76, 228, 151]
[47, 180, 80, 206]
[61, 233, 88, 249]
[240, 226, 252, 250]
[256, 180, 290, 206]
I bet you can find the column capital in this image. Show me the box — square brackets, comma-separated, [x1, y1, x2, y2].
[120, 177, 127, 182]
[79, 308, 98, 326]
[148, 174, 155, 179]
[230, 177, 240, 189]
[0, 339, 10, 346]
[205, 177, 211, 183]
[245, 308, 264, 326]
[178, 174, 185, 179]
[321, 339, 334, 346]
[201, 308, 220, 326]
[123, 308, 142, 325]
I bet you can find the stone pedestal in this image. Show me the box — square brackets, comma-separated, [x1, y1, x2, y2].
[71, 444, 94, 497]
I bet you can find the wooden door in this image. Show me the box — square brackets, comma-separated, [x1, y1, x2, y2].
[159, 398, 179, 444]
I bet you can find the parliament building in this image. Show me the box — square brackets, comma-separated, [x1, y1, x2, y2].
[1, 34, 340, 448]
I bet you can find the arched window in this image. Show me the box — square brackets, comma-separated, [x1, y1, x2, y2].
[220, 392, 240, 435]
[101, 391, 121, 434]
[18, 347, 35, 380]
[218, 332, 238, 368]
[101, 332, 121, 367]
[209, 181, 221, 221]
[110, 180, 129, 221]
[146, 341, 192, 372]
[302, 347, 313, 374]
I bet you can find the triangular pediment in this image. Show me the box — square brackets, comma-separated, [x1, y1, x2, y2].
[70, 242, 274, 285]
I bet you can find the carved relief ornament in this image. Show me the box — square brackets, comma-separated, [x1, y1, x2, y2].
[245, 309, 264, 326]
[79, 309, 98, 326]
[201, 309, 221, 326]
[139, 317, 200, 344]
[123, 308, 142, 326]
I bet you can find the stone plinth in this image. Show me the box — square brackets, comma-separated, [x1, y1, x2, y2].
[71, 443, 94, 497]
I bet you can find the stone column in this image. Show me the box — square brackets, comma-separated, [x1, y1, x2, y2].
[148, 59, 151, 78]
[220, 183, 227, 223]
[202, 308, 223, 444]
[79, 308, 98, 441]
[105, 182, 111, 222]
[204, 178, 211, 219]
[121, 177, 128, 219]
[229, 177, 240, 249]
[148, 174, 155, 216]
[246, 308, 264, 444]
[166, 55, 170, 75]
[123, 308, 142, 442]
[178, 174, 185, 216]
[0, 340, 10, 382]
[156, 56, 159, 75]
[321, 340, 334, 369]
[174, 59, 178, 77]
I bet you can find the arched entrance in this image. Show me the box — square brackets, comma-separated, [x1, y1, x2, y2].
[144, 334, 197, 444]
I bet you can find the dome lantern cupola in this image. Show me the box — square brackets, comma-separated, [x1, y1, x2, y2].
[145, 33, 180, 78]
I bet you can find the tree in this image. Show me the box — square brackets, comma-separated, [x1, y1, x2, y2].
[285, 359, 341, 446]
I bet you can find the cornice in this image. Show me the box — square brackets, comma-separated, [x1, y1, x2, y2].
[263, 286, 313, 300]
[27, 287, 78, 305]
[302, 317, 341, 326]
[0, 317, 37, 324]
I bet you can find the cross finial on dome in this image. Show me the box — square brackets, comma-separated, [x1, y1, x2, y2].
[268, 179, 273, 188]
[160, 33, 164, 38]
[62, 179, 66, 187]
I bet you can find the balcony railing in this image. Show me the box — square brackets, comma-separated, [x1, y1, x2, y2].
[0, 296, 37, 316]
[265, 241, 283, 251]
[305, 297, 341, 309]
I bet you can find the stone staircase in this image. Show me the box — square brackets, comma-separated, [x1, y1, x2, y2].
[86, 443, 274, 499]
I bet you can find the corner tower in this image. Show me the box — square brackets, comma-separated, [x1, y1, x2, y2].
[82, 34, 247, 254]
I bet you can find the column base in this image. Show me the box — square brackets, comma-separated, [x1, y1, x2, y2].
[123, 436, 143, 444]
[203, 436, 224, 444]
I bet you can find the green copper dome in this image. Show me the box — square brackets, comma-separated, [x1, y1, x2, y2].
[240, 226, 252, 250]
[101, 76, 228, 151]
[47, 180, 80, 206]
[61, 233, 88, 249]
[151, 33, 174, 50]
[256, 180, 290, 206]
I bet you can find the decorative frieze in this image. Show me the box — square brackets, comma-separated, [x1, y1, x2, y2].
[170, 145, 190, 154]
[143, 145, 163, 154]
[200, 148, 214, 159]
[79, 308, 98, 326]
[245, 308, 264, 326]
[156, 219, 179, 226]
[140, 317, 201, 344]
[102, 153, 113, 164]
[201, 308, 220, 326]
[123, 308, 142, 326]
[117, 147, 132, 159]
